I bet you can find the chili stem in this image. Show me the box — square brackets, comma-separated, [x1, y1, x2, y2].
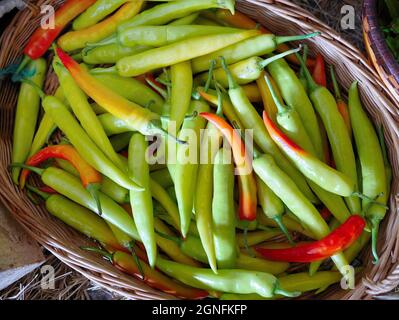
[258, 46, 302, 69]
[10, 163, 44, 176]
[275, 32, 321, 46]
[26, 185, 51, 200]
[330, 66, 342, 100]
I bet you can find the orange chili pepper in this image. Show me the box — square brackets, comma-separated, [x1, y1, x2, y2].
[200, 112, 257, 221]
[312, 53, 327, 87]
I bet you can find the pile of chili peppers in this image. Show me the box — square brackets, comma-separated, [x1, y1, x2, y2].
[7, 0, 391, 300]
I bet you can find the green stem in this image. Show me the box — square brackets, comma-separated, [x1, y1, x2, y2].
[87, 183, 103, 217]
[263, 73, 288, 114]
[273, 215, 294, 245]
[14, 55, 31, 76]
[371, 219, 381, 264]
[214, 79, 224, 117]
[149, 119, 188, 145]
[81, 246, 113, 262]
[90, 66, 118, 75]
[146, 79, 168, 100]
[127, 241, 145, 279]
[10, 163, 44, 176]
[20, 78, 46, 100]
[220, 56, 238, 90]
[258, 46, 302, 69]
[204, 60, 216, 93]
[295, 50, 318, 92]
[300, 44, 309, 79]
[26, 185, 51, 201]
[274, 281, 301, 298]
[275, 31, 321, 46]
[155, 229, 182, 245]
[330, 65, 342, 100]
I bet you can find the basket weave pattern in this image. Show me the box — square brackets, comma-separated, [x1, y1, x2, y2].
[0, 0, 398, 300]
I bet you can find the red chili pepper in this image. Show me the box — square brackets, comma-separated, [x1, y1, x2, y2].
[19, 145, 103, 214]
[16, 0, 95, 75]
[312, 53, 327, 87]
[256, 215, 366, 263]
[39, 186, 58, 194]
[200, 112, 257, 221]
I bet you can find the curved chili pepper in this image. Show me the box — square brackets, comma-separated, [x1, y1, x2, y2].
[27, 186, 125, 252]
[256, 71, 281, 121]
[202, 9, 315, 67]
[200, 112, 257, 221]
[312, 53, 327, 87]
[88, 249, 208, 300]
[12, 58, 47, 184]
[15, 0, 95, 76]
[58, 0, 144, 52]
[20, 144, 103, 214]
[155, 257, 300, 298]
[349, 82, 388, 263]
[263, 111, 355, 197]
[256, 215, 366, 263]
[55, 48, 179, 142]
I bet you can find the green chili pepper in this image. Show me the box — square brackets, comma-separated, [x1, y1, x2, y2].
[150, 179, 181, 231]
[93, 73, 164, 114]
[197, 47, 301, 87]
[102, 25, 241, 48]
[212, 148, 237, 269]
[28, 87, 67, 158]
[219, 57, 317, 203]
[53, 58, 126, 171]
[82, 43, 151, 65]
[175, 100, 209, 237]
[220, 271, 342, 300]
[128, 133, 157, 268]
[169, 13, 200, 26]
[267, 57, 324, 160]
[155, 257, 300, 298]
[105, 30, 259, 77]
[264, 74, 351, 223]
[252, 154, 349, 274]
[192, 33, 320, 74]
[349, 81, 388, 263]
[27, 187, 124, 250]
[297, 54, 360, 214]
[73, 0, 131, 30]
[110, 132, 133, 152]
[12, 58, 47, 184]
[118, 0, 236, 32]
[236, 229, 282, 247]
[98, 113, 132, 136]
[42, 95, 142, 191]
[256, 176, 293, 243]
[170, 61, 193, 131]
[22, 166, 140, 240]
[173, 234, 289, 275]
[150, 168, 174, 189]
[194, 122, 223, 273]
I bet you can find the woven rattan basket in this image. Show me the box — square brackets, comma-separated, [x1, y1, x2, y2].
[1, 0, 399, 300]
[363, 0, 399, 107]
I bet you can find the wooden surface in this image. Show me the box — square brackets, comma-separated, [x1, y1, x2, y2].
[0, 201, 45, 291]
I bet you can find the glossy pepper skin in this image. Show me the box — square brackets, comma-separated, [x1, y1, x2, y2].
[19, 145, 101, 190]
[200, 112, 257, 221]
[155, 258, 300, 298]
[55, 48, 163, 137]
[348, 82, 388, 263]
[256, 215, 366, 263]
[201, 9, 316, 67]
[23, 0, 96, 60]
[297, 54, 360, 214]
[11, 58, 47, 184]
[99, 250, 209, 300]
[58, 0, 144, 52]
[312, 53, 327, 87]
[263, 112, 355, 197]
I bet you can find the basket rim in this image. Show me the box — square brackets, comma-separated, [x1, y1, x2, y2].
[1, 0, 399, 300]
[363, 0, 399, 98]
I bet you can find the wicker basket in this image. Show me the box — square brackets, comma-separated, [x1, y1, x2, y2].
[1, 0, 399, 300]
[363, 0, 399, 107]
